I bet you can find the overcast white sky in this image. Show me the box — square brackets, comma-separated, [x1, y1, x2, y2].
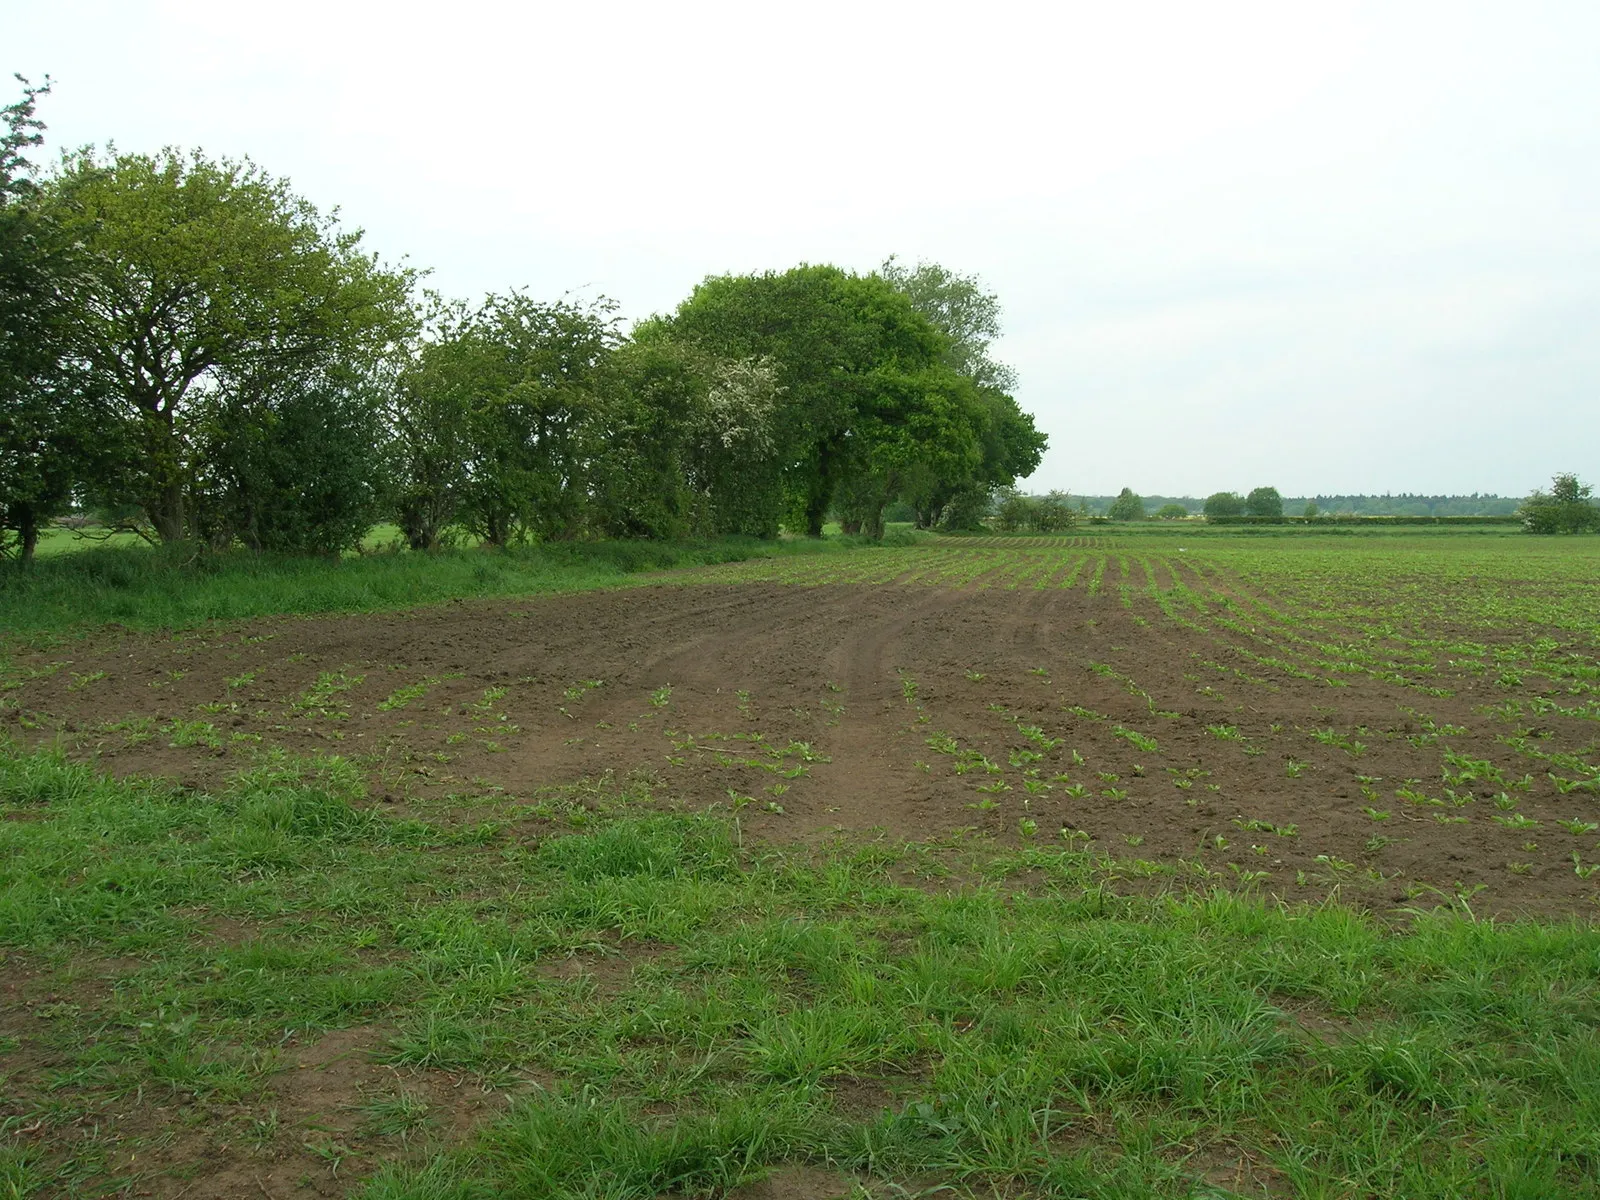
[13, 1, 1599, 496]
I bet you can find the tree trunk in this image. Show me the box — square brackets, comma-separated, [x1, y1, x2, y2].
[805, 443, 838, 537]
[152, 476, 186, 543]
[840, 518, 861, 535]
[18, 506, 39, 565]
[865, 505, 886, 540]
[140, 406, 188, 542]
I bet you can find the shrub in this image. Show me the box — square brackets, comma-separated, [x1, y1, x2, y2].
[993, 489, 1037, 532]
[1203, 492, 1244, 519]
[1245, 486, 1284, 518]
[1107, 488, 1145, 521]
[1520, 474, 1600, 534]
[1033, 491, 1079, 532]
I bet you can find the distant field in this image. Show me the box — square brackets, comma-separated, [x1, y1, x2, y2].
[2, 532, 1597, 1197]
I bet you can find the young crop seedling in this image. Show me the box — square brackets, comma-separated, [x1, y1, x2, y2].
[1491, 813, 1539, 830]
[1017, 724, 1062, 751]
[899, 670, 919, 704]
[378, 676, 438, 711]
[1112, 725, 1158, 753]
[294, 670, 363, 717]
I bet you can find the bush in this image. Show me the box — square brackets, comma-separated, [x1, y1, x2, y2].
[1520, 474, 1600, 534]
[1033, 491, 1079, 532]
[1203, 492, 1244, 519]
[937, 485, 993, 531]
[1107, 488, 1145, 521]
[993, 489, 1037, 533]
[1155, 503, 1189, 520]
[989, 489, 1078, 534]
[1245, 486, 1284, 518]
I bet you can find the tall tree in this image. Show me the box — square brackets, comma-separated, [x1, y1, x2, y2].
[1108, 487, 1146, 521]
[45, 148, 415, 542]
[403, 291, 618, 546]
[1246, 486, 1284, 518]
[836, 367, 985, 538]
[880, 258, 1044, 527]
[1203, 491, 1245, 519]
[592, 333, 783, 539]
[0, 75, 90, 563]
[880, 256, 1017, 391]
[669, 264, 948, 536]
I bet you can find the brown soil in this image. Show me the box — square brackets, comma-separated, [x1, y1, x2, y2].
[7, 579, 1598, 917]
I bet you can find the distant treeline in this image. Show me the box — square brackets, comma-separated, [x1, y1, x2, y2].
[1074, 494, 1522, 518]
[1205, 514, 1522, 527]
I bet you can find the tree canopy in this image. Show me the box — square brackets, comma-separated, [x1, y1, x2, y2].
[880, 259, 1045, 530]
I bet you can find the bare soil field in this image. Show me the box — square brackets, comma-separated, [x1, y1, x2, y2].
[4, 538, 1600, 1199]
[8, 547, 1599, 917]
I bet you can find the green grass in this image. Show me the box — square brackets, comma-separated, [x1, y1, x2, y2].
[0, 535, 872, 638]
[2, 744, 1597, 1197]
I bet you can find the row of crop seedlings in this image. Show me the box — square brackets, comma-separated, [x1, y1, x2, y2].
[1136, 554, 1418, 693]
[994, 553, 1079, 589]
[1149, 552, 1600, 800]
[899, 549, 1022, 588]
[1132, 571, 1578, 812]
[1197, 566, 1600, 769]
[1231, 567, 1600, 791]
[1163, 555, 1433, 692]
[949, 535, 1116, 550]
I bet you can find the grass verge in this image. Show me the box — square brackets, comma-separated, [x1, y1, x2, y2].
[1, 744, 1596, 1197]
[0, 536, 873, 639]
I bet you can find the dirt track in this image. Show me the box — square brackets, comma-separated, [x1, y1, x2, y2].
[9, 571, 1600, 916]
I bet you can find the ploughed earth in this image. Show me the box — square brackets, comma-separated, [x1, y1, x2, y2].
[8, 572, 1599, 917]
